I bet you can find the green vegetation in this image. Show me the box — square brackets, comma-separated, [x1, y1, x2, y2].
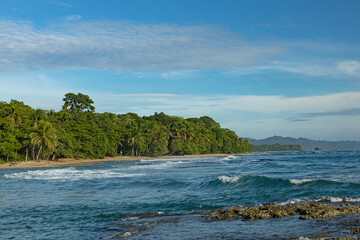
[250, 144, 302, 152]
[0, 93, 249, 163]
[249, 136, 360, 151]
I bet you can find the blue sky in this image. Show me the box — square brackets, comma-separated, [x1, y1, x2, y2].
[1, 0, 360, 140]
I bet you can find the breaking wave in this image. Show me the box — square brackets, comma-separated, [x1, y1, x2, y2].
[277, 196, 360, 205]
[129, 161, 185, 169]
[217, 175, 244, 183]
[289, 179, 316, 184]
[221, 155, 242, 161]
[3, 168, 147, 181]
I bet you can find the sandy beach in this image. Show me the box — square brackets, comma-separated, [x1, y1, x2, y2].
[0, 153, 235, 169]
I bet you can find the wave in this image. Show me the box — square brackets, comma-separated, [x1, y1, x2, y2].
[289, 179, 316, 184]
[250, 158, 273, 162]
[217, 175, 244, 183]
[3, 168, 147, 181]
[315, 196, 360, 203]
[216, 174, 295, 187]
[277, 196, 360, 205]
[139, 158, 186, 162]
[221, 155, 242, 161]
[129, 161, 185, 170]
[289, 177, 360, 186]
[215, 175, 309, 186]
[214, 174, 360, 189]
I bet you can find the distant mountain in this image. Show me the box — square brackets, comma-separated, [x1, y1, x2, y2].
[248, 136, 360, 151]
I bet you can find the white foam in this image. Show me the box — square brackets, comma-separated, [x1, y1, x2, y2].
[289, 179, 315, 184]
[116, 231, 138, 238]
[278, 196, 360, 206]
[140, 158, 184, 162]
[120, 217, 139, 221]
[222, 155, 241, 161]
[217, 175, 243, 183]
[316, 196, 360, 203]
[3, 168, 146, 181]
[277, 198, 308, 206]
[130, 161, 184, 170]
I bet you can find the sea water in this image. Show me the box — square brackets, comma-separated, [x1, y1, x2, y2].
[1, 151, 360, 239]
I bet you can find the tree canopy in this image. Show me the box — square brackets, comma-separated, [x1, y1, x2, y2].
[0, 94, 250, 163]
[62, 93, 95, 113]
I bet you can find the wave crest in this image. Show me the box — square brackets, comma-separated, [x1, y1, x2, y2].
[217, 175, 244, 183]
[289, 179, 315, 184]
[130, 161, 184, 170]
[3, 168, 146, 181]
[277, 196, 360, 205]
[222, 155, 242, 161]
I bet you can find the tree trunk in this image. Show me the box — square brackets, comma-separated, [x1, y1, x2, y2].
[36, 145, 42, 162]
[25, 148, 28, 162]
[52, 153, 56, 161]
[32, 148, 36, 161]
[6, 155, 9, 162]
[15, 149, 18, 160]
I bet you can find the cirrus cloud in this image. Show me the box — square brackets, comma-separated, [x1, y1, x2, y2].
[336, 60, 360, 76]
[0, 20, 283, 72]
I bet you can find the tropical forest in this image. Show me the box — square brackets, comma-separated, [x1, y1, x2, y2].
[0, 93, 250, 163]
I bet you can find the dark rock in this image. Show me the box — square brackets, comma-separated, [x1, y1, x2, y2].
[206, 203, 360, 221]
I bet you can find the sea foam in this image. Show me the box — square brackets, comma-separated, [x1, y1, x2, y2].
[278, 196, 360, 206]
[129, 161, 185, 170]
[289, 179, 315, 184]
[222, 155, 242, 161]
[217, 175, 243, 183]
[3, 168, 146, 181]
[315, 196, 360, 203]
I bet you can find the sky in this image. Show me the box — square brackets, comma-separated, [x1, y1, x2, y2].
[0, 0, 360, 140]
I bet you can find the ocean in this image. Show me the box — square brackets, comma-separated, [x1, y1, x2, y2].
[1, 151, 360, 239]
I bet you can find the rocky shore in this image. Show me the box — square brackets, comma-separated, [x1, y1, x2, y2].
[205, 203, 360, 239]
[206, 203, 360, 221]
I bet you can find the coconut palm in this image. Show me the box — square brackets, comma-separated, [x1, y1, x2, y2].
[127, 133, 145, 156]
[30, 120, 57, 161]
[30, 109, 47, 126]
[9, 106, 22, 128]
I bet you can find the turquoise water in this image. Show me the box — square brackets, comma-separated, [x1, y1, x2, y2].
[1, 151, 360, 239]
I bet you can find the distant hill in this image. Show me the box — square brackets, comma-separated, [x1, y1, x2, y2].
[248, 136, 360, 151]
[251, 143, 302, 152]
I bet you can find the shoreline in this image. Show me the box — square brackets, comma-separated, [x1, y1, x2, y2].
[0, 153, 237, 170]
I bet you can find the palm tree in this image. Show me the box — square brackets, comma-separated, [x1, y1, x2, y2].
[30, 109, 47, 126]
[9, 106, 22, 128]
[30, 121, 57, 161]
[127, 133, 145, 156]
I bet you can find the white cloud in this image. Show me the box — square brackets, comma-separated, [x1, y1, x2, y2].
[105, 91, 360, 115]
[226, 60, 360, 78]
[336, 60, 360, 76]
[0, 20, 282, 72]
[65, 15, 82, 21]
[160, 70, 199, 80]
[111, 93, 179, 98]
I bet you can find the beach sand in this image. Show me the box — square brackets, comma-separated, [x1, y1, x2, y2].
[0, 153, 235, 169]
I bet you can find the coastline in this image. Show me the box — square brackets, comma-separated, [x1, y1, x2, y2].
[0, 153, 236, 169]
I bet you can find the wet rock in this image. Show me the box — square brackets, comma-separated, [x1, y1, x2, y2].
[347, 227, 360, 234]
[206, 203, 360, 221]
